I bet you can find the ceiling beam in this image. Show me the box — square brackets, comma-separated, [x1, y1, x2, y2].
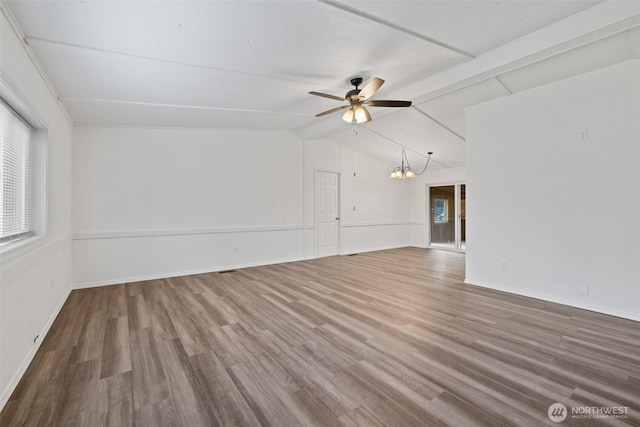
[57, 96, 312, 116]
[317, 0, 475, 59]
[361, 126, 451, 168]
[393, 0, 640, 104]
[24, 36, 347, 92]
[298, 1, 640, 141]
[411, 106, 466, 142]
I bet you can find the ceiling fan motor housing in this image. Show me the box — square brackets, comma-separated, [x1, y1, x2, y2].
[346, 89, 362, 102]
[310, 76, 411, 121]
[347, 77, 364, 101]
[350, 77, 363, 87]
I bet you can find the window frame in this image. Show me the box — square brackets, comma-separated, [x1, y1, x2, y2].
[1, 97, 34, 245]
[434, 198, 448, 224]
[0, 80, 47, 255]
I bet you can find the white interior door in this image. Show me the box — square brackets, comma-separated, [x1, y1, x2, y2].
[316, 171, 339, 257]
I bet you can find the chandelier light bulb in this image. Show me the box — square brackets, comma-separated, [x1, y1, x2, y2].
[390, 149, 431, 180]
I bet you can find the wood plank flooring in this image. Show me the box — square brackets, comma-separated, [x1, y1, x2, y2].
[2, 248, 639, 426]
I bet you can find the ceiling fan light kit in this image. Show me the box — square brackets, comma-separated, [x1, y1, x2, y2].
[310, 77, 411, 124]
[343, 105, 371, 124]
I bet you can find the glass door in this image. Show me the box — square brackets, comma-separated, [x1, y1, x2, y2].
[429, 184, 465, 251]
[459, 184, 466, 250]
[429, 185, 455, 249]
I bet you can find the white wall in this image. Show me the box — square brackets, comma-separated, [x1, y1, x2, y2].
[408, 166, 466, 247]
[0, 10, 73, 408]
[466, 60, 640, 321]
[304, 139, 411, 257]
[73, 129, 413, 286]
[72, 127, 305, 286]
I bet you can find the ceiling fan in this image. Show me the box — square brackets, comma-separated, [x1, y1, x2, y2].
[309, 77, 412, 124]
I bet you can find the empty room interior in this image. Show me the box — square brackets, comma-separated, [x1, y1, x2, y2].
[1, 0, 639, 426]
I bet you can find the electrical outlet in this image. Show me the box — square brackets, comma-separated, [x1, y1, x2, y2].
[579, 128, 589, 141]
[501, 260, 508, 270]
[579, 284, 590, 296]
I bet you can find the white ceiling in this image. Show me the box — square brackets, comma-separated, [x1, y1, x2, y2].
[5, 0, 640, 168]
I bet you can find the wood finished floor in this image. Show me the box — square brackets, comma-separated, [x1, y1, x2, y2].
[2, 248, 639, 426]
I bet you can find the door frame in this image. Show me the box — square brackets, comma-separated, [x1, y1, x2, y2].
[315, 169, 340, 257]
[426, 181, 465, 252]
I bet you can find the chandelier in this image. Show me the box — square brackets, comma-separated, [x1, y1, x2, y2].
[390, 149, 432, 179]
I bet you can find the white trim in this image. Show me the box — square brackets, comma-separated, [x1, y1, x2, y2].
[464, 278, 640, 323]
[0, 233, 41, 257]
[0, 3, 73, 126]
[426, 245, 465, 253]
[73, 256, 305, 289]
[339, 243, 408, 256]
[72, 124, 297, 132]
[302, 139, 307, 260]
[0, 234, 71, 285]
[0, 76, 47, 129]
[423, 179, 466, 187]
[341, 221, 410, 228]
[59, 96, 307, 117]
[0, 286, 72, 411]
[72, 225, 304, 241]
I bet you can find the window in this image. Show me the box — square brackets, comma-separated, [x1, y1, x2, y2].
[434, 199, 448, 224]
[0, 98, 34, 245]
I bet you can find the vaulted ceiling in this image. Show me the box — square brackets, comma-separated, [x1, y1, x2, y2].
[5, 0, 640, 168]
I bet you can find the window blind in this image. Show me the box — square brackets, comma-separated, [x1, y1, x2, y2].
[0, 99, 33, 244]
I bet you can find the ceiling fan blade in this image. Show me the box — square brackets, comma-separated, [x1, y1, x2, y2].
[358, 77, 384, 100]
[316, 104, 351, 117]
[309, 91, 346, 102]
[366, 100, 412, 107]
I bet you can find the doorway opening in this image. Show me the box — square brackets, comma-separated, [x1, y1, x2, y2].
[428, 184, 465, 251]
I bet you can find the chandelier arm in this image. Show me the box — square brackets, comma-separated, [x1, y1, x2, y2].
[391, 150, 433, 179]
[414, 152, 432, 176]
[402, 149, 411, 170]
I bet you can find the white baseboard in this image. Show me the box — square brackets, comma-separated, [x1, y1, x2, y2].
[73, 256, 306, 289]
[341, 221, 411, 228]
[74, 243, 423, 289]
[464, 278, 640, 322]
[0, 286, 72, 411]
[339, 244, 409, 256]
